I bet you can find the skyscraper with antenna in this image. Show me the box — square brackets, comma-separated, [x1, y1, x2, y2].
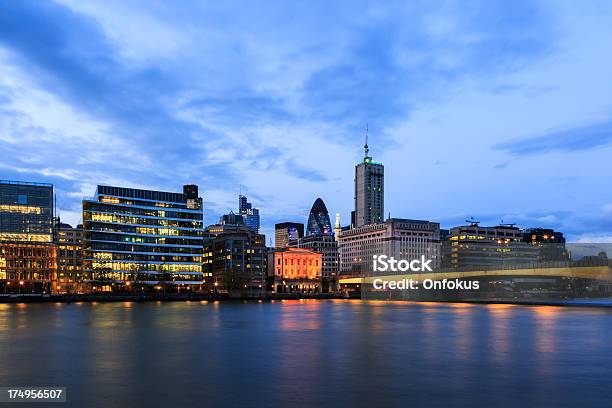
[352, 125, 384, 227]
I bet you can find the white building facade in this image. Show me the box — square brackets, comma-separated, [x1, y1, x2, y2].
[338, 218, 441, 276]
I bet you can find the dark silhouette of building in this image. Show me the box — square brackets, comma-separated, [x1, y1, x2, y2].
[204, 213, 267, 297]
[220, 211, 245, 226]
[522, 228, 568, 262]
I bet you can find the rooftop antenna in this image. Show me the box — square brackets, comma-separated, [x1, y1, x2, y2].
[364, 124, 369, 157]
[465, 216, 480, 227]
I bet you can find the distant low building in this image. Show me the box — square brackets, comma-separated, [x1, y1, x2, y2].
[220, 211, 244, 226]
[448, 224, 539, 269]
[268, 247, 322, 293]
[522, 228, 568, 262]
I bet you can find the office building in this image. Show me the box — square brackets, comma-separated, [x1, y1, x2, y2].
[338, 218, 440, 277]
[522, 228, 568, 262]
[82, 184, 204, 291]
[268, 247, 322, 293]
[204, 214, 267, 296]
[296, 234, 338, 292]
[55, 222, 84, 293]
[448, 223, 539, 269]
[275, 222, 304, 248]
[298, 198, 339, 292]
[0, 180, 56, 293]
[220, 211, 244, 226]
[306, 198, 334, 236]
[353, 133, 384, 228]
[239, 195, 260, 233]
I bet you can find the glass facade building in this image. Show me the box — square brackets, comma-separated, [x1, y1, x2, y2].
[0, 180, 55, 292]
[306, 198, 333, 237]
[0, 180, 54, 243]
[82, 185, 204, 290]
[239, 195, 260, 233]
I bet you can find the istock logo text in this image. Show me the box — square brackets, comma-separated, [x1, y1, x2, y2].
[372, 255, 433, 272]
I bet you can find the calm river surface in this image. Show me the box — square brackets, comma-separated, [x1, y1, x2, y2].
[0, 300, 611, 407]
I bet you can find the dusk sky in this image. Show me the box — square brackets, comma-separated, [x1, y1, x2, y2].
[0, 1, 611, 242]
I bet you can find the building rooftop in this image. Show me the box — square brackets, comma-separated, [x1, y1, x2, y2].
[0, 179, 53, 187]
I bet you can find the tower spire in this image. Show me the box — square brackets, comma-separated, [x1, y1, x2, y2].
[364, 124, 369, 158]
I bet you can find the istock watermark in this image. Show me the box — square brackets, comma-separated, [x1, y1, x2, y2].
[373, 255, 433, 272]
[372, 278, 480, 290]
[370, 254, 480, 291]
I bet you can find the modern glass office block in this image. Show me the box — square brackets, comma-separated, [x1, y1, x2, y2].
[82, 184, 204, 290]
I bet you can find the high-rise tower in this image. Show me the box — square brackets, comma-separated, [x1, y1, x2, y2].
[353, 127, 384, 227]
[238, 194, 260, 233]
[306, 198, 333, 236]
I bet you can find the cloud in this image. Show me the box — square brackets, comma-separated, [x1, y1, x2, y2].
[0, 0, 610, 237]
[494, 120, 612, 156]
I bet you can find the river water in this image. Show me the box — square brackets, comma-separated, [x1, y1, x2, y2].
[0, 300, 610, 407]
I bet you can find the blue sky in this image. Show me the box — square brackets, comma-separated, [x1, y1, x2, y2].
[0, 0, 611, 242]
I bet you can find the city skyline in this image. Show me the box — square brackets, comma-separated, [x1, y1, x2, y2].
[0, 1, 611, 241]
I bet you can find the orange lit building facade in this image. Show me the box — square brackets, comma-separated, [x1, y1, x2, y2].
[268, 247, 322, 293]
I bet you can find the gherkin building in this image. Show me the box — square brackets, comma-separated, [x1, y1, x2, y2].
[306, 198, 333, 237]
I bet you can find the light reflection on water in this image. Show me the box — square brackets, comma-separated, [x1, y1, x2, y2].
[0, 300, 610, 407]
